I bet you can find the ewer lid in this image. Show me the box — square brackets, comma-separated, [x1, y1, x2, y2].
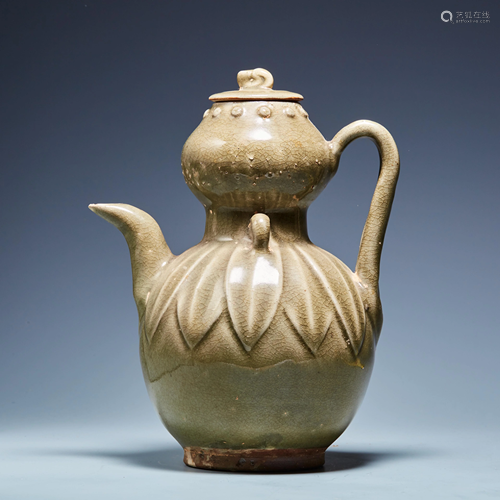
[209, 68, 303, 102]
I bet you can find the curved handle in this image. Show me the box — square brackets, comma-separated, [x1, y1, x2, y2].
[330, 120, 400, 291]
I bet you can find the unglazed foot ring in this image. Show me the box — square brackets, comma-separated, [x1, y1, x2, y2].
[183, 446, 326, 472]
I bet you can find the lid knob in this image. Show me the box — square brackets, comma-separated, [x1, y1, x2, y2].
[237, 68, 274, 90]
[209, 68, 303, 102]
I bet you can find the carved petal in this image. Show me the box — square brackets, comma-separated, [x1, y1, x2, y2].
[281, 245, 334, 353]
[225, 240, 282, 352]
[296, 245, 366, 355]
[144, 243, 218, 343]
[176, 244, 234, 348]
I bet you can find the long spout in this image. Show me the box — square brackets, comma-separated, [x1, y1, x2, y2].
[89, 203, 173, 319]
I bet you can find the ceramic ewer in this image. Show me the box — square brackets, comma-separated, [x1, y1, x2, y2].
[90, 68, 399, 471]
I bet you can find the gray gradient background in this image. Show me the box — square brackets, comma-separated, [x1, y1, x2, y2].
[1, 1, 499, 498]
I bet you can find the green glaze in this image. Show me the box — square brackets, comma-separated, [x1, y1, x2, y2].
[145, 358, 373, 450]
[89, 68, 399, 459]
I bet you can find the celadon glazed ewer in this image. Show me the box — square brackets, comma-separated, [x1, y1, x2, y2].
[90, 68, 399, 472]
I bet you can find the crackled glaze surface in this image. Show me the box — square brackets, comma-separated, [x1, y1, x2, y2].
[90, 68, 399, 466]
[182, 100, 334, 211]
[142, 226, 369, 372]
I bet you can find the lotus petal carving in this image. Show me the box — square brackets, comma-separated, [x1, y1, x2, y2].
[225, 240, 283, 351]
[142, 238, 366, 363]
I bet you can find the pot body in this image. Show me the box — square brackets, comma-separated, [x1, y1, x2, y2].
[144, 355, 373, 450]
[139, 216, 380, 470]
